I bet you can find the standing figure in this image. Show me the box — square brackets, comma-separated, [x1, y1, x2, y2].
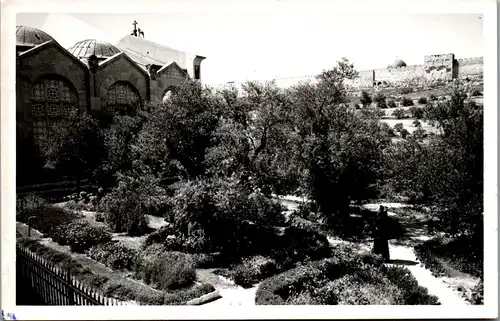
[372, 205, 390, 261]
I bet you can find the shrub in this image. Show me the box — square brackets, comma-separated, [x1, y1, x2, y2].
[429, 94, 437, 101]
[87, 241, 138, 271]
[384, 266, 440, 305]
[413, 120, 422, 127]
[392, 108, 407, 120]
[373, 93, 387, 108]
[272, 226, 332, 268]
[163, 283, 216, 305]
[470, 89, 482, 97]
[230, 256, 278, 288]
[394, 123, 404, 132]
[49, 220, 112, 253]
[400, 128, 410, 139]
[401, 97, 414, 107]
[409, 106, 424, 119]
[360, 91, 372, 106]
[17, 194, 80, 235]
[417, 97, 428, 104]
[99, 191, 150, 237]
[320, 273, 404, 305]
[387, 100, 397, 108]
[414, 236, 483, 278]
[165, 177, 287, 256]
[135, 246, 196, 291]
[469, 280, 484, 305]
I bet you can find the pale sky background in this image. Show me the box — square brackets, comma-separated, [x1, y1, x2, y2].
[16, 11, 483, 86]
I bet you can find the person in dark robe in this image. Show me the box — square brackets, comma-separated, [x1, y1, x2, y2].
[372, 205, 390, 261]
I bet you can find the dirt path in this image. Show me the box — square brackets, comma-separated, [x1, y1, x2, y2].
[278, 196, 471, 306]
[196, 269, 258, 306]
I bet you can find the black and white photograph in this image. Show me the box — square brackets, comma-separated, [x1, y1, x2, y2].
[1, 0, 498, 319]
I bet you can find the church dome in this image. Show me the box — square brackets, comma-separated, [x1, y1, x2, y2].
[67, 39, 121, 59]
[391, 59, 407, 68]
[16, 25, 55, 47]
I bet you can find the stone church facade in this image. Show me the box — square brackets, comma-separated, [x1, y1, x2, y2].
[16, 25, 205, 142]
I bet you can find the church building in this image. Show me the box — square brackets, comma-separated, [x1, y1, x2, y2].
[16, 21, 205, 142]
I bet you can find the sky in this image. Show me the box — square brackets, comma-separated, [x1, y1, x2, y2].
[16, 9, 484, 86]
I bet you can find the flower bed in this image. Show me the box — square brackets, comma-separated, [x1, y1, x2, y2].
[17, 238, 214, 305]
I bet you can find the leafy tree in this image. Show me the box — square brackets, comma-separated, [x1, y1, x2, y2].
[39, 110, 104, 195]
[98, 114, 144, 190]
[207, 81, 300, 195]
[389, 83, 483, 238]
[291, 59, 391, 229]
[148, 81, 223, 180]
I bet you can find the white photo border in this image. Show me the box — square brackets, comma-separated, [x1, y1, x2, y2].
[1, 0, 497, 319]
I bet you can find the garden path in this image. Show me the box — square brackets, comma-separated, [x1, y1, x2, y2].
[280, 196, 470, 306]
[196, 269, 258, 306]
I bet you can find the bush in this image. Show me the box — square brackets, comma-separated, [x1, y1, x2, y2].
[49, 220, 112, 253]
[163, 283, 216, 305]
[99, 191, 150, 237]
[429, 94, 437, 101]
[135, 246, 196, 291]
[87, 241, 138, 271]
[470, 89, 482, 97]
[400, 128, 410, 139]
[417, 97, 428, 104]
[401, 97, 414, 107]
[255, 246, 440, 305]
[392, 108, 407, 120]
[413, 120, 421, 127]
[272, 226, 332, 268]
[469, 280, 483, 305]
[17, 194, 80, 234]
[384, 266, 440, 305]
[387, 100, 397, 108]
[360, 91, 372, 106]
[373, 93, 387, 108]
[409, 106, 424, 119]
[229, 256, 278, 288]
[414, 236, 483, 278]
[164, 178, 287, 256]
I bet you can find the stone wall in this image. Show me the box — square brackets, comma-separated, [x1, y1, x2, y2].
[150, 63, 189, 103]
[374, 65, 426, 85]
[96, 54, 149, 104]
[348, 54, 483, 88]
[457, 57, 483, 79]
[17, 43, 89, 122]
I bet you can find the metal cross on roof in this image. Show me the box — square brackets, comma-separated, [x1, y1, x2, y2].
[131, 20, 145, 38]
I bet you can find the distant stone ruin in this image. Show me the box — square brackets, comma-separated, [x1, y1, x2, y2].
[345, 53, 483, 89]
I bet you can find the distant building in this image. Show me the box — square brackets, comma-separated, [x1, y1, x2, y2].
[16, 22, 205, 143]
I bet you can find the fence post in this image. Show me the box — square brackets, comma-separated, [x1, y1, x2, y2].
[66, 272, 75, 305]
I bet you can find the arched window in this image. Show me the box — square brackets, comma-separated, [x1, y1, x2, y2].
[30, 76, 78, 141]
[106, 82, 141, 115]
